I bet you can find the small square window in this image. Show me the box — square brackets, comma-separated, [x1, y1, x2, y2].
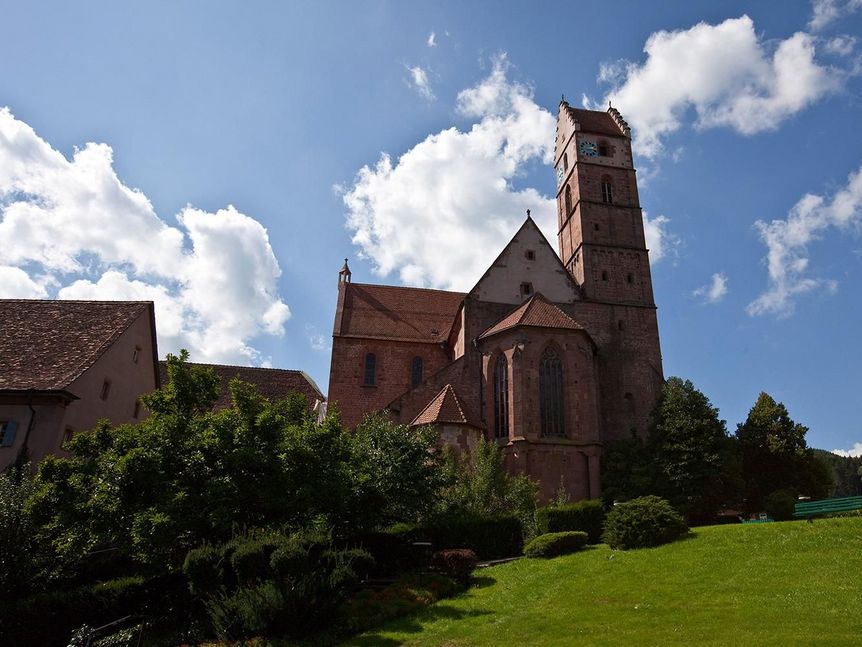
[0, 420, 18, 447]
[525, 250, 536, 261]
[100, 379, 112, 401]
[520, 282, 533, 297]
[601, 271, 609, 281]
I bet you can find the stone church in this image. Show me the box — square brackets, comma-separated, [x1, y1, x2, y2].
[328, 100, 664, 501]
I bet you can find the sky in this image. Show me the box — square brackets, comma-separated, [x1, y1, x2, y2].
[1, 1, 861, 454]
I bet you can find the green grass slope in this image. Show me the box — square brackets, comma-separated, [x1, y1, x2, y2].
[346, 517, 862, 646]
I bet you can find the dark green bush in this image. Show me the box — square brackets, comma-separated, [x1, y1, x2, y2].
[205, 580, 285, 641]
[602, 496, 688, 550]
[230, 537, 282, 584]
[430, 549, 478, 584]
[765, 489, 798, 521]
[0, 574, 189, 646]
[183, 544, 223, 596]
[420, 513, 523, 559]
[349, 528, 424, 576]
[536, 499, 605, 543]
[523, 531, 588, 558]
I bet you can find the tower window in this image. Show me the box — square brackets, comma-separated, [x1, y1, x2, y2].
[601, 178, 614, 204]
[627, 273, 634, 284]
[411, 356, 423, 387]
[564, 184, 572, 215]
[594, 223, 600, 232]
[363, 353, 376, 386]
[525, 250, 535, 261]
[540, 347, 565, 438]
[520, 282, 533, 298]
[598, 141, 609, 157]
[563, 152, 569, 171]
[100, 379, 112, 401]
[493, 355, 509, 439]
[602, 271, 609, 281]
[618, 320, 625, 331]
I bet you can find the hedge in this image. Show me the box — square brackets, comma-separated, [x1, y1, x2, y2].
[523, 531, 588, 558]
[536, 499, 605, 543]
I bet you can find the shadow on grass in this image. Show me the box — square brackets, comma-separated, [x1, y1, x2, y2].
[470, 575, 496, 589]
[349, 603, 493, 645]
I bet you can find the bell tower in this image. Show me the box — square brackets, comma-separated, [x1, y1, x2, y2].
[554, 100, 655, 307]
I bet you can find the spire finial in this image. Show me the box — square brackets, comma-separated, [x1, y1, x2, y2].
[526, 209, 531, 218]
[339, 257, 352, 284]
[608, 100, 612, 108]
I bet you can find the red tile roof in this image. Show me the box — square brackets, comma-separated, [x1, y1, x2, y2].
[337, 283, 464, 343]
[478, 293, 586, 339]
[562, 103, 626, 137]
[158, 362, 324, 410]
[411, 384, 477, 427]
[0, 299, 153, 391]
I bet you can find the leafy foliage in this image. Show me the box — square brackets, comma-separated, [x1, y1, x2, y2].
[523, 531, 588, 558]
[764, 489, 798, 521]
[737, 392, 832, 510]
[536, 500, 605, 544]
[648, 377, 740, 522]
[602, 496, 688, 550]
[438, 437, 538, 539]
[0, 466, 44, 599]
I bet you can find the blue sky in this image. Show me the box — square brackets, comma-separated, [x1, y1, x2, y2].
[1, 1, 861, 453]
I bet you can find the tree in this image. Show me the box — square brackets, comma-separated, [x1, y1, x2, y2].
[600, 431, 656, 505]
[736, 392, 831, 511]
[0, 466, 45, 599]
[349, 413, 447, 526]
[648, 377, 740, 522]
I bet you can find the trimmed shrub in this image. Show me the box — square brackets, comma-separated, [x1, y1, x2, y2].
[350, 527, 424, 575]
[430, 549, 478, 584]
[523, 531, 588, 558]
[205, 580, 285, 641]
[230, 537, 282, 584]
[536, 499, 605, 543]
[602, 496, 688, 550]
[421, 514, 523, 559]
[765, 489, 797, 521]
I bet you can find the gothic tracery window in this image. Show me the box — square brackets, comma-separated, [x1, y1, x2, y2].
[493, 354, 509, 439]
[539, 347, 565, 438]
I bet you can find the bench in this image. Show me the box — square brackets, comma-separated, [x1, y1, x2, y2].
[793, 495, 862, 519]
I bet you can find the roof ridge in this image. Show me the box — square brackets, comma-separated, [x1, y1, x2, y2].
[445, 384, 468, 423]
[350, 282, 466, 296]
[164, 360, 304, 374]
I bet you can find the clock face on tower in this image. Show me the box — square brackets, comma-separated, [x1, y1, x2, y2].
[579, 140, 598, 157]
[556, 166, 564, 187]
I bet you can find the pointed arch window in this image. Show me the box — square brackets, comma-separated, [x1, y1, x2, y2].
[411, 356, 423, 387]
[493, 355, 509, 439]
[363, 353, 376, 386]
[563, 152, 569, 172]
[540, 348, 565, 438]
[601, 178, 613, 204]
[564, 184, 572, 215]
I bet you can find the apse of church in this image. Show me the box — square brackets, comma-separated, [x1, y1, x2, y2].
[328, 101, 664, 502]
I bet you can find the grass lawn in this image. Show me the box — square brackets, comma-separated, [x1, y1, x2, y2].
[345, 517, 862, 646]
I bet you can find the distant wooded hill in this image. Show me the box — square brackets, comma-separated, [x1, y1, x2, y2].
[814, 450, 862, 497]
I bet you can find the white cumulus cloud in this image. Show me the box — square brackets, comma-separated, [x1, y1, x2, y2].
[407, 65, 435, 101]
[341, 55, 558, 291]
[693, 272, 729, 303]
[747, 164, 862, 317]
[832, 442, 862, 457]
[0, 107, 290, 364]
[427, 32, 437, 47]
[809, 0, 862, 31]
[589, 16, 842, 158]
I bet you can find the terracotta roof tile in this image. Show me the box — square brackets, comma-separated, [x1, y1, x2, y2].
[411, 384, 477, 427]
[562, 104, 625, 137]
[478, 293, 585, 339]
[0, 299, 151, 391]
[158, 362, 324, 411]
[338, 283, 464, 343]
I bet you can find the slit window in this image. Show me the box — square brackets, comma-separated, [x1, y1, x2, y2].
[602, 271, 609, 281]
[411, 356, 423, 387]
[363, 353, 377, 386]
[563, 152, 569, 171]
[601, 178, 614, 204]
[627, 273, 634, 284]
[62, 427, 74, 447]
[132, 346, 141, 363]
[564, 184, 572, 215]
[100, 379, 112, 401]
[133, 400, 141, 419]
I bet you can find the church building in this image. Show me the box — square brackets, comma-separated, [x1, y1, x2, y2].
[327, 101, 664, 501]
